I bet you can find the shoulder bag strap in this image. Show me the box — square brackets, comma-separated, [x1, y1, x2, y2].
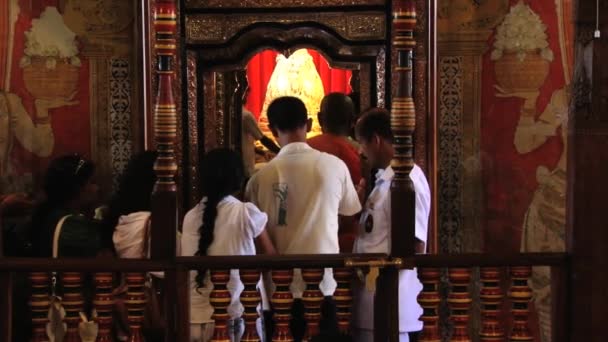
[51, 215, 71, 296]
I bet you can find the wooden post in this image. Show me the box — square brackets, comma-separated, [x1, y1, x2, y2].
[567, 1, 608, 340]
[390, 0, 417, 258]
[151, 0, 178, 339]
[479, 267, 504, 341]
[176, 266, 191, 342]
[333, 268, 353, 336]
[381, 1, 417, 341]
[29, 272, 50, 342]
[508, 266, 533, 341]
[94, 272, 114, 342]
[240, 269, 262, 342]
[271, 270, 294, 342]
[417, 268, 441, 342]
[125, 272, 147, 342]
[448, 268, 472, 342]
[301, 268, 324, 340]
[209, 270, 231, 342]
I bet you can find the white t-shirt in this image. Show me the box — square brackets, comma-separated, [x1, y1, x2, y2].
[352, 164, 430, 333]
[245, 142, 361, 297]
[242, 107, 264, 177]
[180, 195, 268, 323]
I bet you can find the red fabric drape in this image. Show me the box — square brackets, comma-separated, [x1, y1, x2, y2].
[245, 49, 352, 119]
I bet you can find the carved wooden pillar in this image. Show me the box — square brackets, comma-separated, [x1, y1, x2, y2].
[150, 1, 177, 257]
[62, 272, 84, 342]
[240, 269, 261, 342]
[125, 273, 147, 342]
[509, 266, 533, 341]
[417, 268, 441, 342]
[301, 268, 323, 340]
[210, 270, 231, 342]
[94, 272, 114, 342]
[271, 270, 294, 342]
[448, 268, 471, 342]
[479, 267, 504, 341]
[390, 0, 417, 257]
[333, 268, 353, 335]
[151, 1, 178, 338]
[29, 272, 50, 342]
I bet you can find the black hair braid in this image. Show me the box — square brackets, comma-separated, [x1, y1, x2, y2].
[194, 148, 245, 288]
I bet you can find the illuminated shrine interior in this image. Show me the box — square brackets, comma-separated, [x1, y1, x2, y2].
[0, 0, 606, 341]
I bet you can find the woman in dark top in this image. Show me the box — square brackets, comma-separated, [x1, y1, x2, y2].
[30, 154, 102, 258]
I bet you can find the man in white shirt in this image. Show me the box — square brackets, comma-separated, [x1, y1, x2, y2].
[245, 96, 361, 341]
[352, 108, 431, 342]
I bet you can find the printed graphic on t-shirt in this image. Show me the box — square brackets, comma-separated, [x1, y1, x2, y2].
[273, 183, 288, 225]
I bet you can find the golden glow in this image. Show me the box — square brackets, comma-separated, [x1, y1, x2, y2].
[257, 49, 325, 141]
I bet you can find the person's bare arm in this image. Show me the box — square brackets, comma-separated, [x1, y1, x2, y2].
[338, 215, 358, 252]
[415, 238, 426, 254]
[255, 229, 277, 255]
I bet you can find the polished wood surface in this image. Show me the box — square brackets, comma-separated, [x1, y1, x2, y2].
[448, 268, 472, 342]
[418, 268, 441, 342]
[508, 267, 533, 341]
[479, 267, 504, 341]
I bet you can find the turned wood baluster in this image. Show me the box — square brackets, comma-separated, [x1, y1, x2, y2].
[509, 266, 533, 341]
[29, 272, 50, 342]
[125, 273, 146, 342]
[333, 268, 354, 335]
[210, 270, 231, 342]
[271, 270, 294, 342]
[240, 269, 262, 342]
[417, 268, 441, 342]
[480, 267, 504, 341]
[94, 272, 114, 342]
[448, 268, 472, 342]
[62, 272, 84, 342]
[301, 268, 324, 340]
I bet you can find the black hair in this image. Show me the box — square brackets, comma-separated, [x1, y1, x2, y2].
[30, 154, 95, 256]
[267, 96, 308, 132]
[195, 148, 245, 287]
[355, 107, 394, 143]
[319, 92, 355, 135]
[102, 151, 158, 251]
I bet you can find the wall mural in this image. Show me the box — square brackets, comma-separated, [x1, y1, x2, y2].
[0, 0, 137, 196]
[438, 0, 573, 341]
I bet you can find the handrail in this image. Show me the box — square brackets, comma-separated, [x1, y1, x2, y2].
[413, 252, 569, 267]
[0, 252, 568, 272]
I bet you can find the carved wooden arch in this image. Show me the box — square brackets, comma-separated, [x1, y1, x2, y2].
[190, 23, 385, 70]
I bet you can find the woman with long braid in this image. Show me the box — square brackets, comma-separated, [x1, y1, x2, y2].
[181, 148, 276, 342]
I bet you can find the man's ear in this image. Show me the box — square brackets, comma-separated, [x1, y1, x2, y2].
[270, 126, 279, 138]
[317, 111, 325, 127]
[373, 134, 382, 148]
[306, 117, 313, 133]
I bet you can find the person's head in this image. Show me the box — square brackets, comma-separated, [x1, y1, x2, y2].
[104, 150, 158, 231]
[42, 154, 98, 211]
[318, 92, 355, 136]
[266, 96, 312, 146]
[355, 108, 394, 169]
[196, 148, 245, 287]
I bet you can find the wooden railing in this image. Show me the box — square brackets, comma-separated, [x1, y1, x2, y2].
[0, 252, 569, 341]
